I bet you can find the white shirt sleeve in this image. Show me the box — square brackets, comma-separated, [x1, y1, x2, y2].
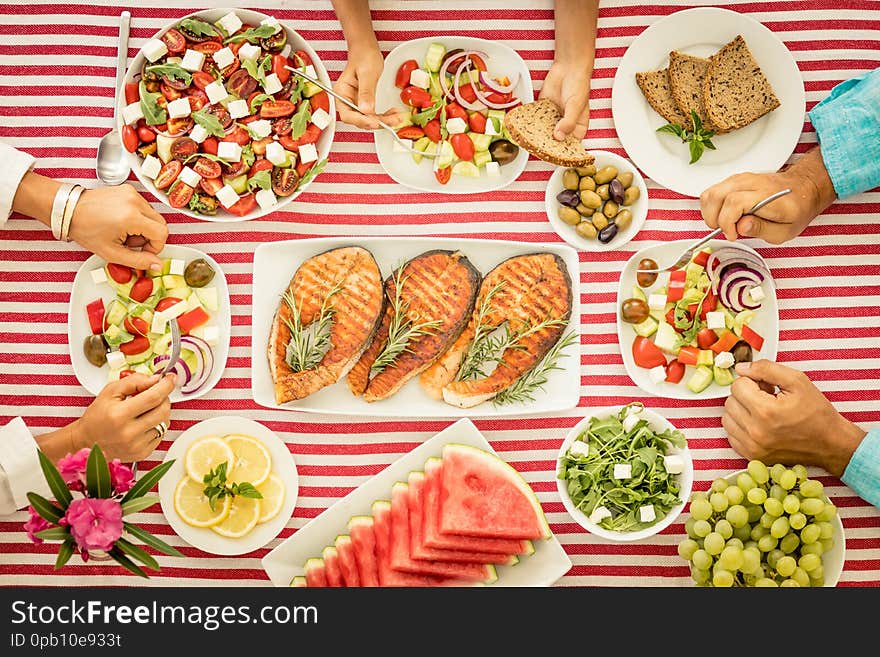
[0, 141, 37, 224]
[0, 417, 50, 516]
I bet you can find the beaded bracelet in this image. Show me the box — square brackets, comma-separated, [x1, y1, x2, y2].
[60, 184, 85, 243]
[49, 183, 75, 241]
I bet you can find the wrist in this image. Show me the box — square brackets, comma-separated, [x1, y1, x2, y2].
[823, 414, 866, 477]
[790, 147, 837, 218]
[67, 418, 87, 454]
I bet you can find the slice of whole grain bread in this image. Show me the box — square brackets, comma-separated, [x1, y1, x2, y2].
[702, 35, 781, 132]
[635, 68, 691, 127]
[502, 99, 594, 167]
[668, 51, 720, 132]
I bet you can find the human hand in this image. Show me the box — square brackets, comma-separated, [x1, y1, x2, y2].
[722, 359, 866, 477]
[538, 59, 591, 140]
[333, 45, 404, 130]
[72, 373, 176, 462]
[68, 184, 168, 271]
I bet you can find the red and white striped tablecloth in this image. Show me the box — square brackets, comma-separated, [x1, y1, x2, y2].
[1, 0, 878, 587]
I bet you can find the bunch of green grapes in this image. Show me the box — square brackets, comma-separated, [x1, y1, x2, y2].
[677, 460, 838, 587]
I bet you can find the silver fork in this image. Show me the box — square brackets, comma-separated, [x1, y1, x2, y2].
[636, 188, 793, 274]
[285, 65, 437, 158]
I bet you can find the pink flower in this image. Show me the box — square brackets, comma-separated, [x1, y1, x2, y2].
[24, 506, 52, 545]
[108, 459, 134, 494]
[64, 497, 123, 553]
[57, 448, 90, 492]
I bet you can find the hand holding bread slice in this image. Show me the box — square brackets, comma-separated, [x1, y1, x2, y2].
[503, 99, 594, 167]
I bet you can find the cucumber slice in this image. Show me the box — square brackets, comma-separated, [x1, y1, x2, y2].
[227, 174, 248, 194]
[733, 310, 756, 336]
[436, 141, 455, 169]
[156, 133, 175, 163]
[697, 349, 714, 366]
[633, 317, 658, 338]
[631, 286, 647, 302]
[653, 322, 678, 353]
[105, 299, 127, 327]
[428, 72, 443, 97]
[161, 274, 187, 290]
[424, 42, 447, 72]
[713, 365, 735, 386]
[452, 161, 480, 178]
[469, 132, 493, 152]
[473, 150, 492, 168]
[124, 347, 154, 365]
[686, 366, 714, 393]
[411, 136, 431, 164]
[302, 81, 322, 98]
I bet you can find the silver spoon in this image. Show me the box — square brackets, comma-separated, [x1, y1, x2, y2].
[96, 11, 132, 185]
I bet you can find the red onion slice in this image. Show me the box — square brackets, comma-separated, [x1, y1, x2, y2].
[439, 50, 488, 101]
[470, 80, 521, 109]
[151, 354, 193, 386]
[179, 335, 214, 394]
[452, 62, 484, 111]
[718, 266, 765, 312]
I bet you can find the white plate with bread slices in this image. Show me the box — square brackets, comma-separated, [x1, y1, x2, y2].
[612, 7, 805, 198]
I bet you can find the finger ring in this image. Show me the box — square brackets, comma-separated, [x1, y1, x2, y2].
[153, 421, 168, 441]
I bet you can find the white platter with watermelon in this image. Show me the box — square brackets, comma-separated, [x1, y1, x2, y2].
[261, 418, 572, 587]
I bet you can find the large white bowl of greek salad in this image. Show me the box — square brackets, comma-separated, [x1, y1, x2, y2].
[374, 36, 534, 193]
[118, 8, 335, 222]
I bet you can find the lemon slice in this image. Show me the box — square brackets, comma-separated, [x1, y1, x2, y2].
[224, 434, 272, 487]
[173, 477, 231, 528]
[256, 473, 286, 524]
[185, 435, 236, 483]
[210, 495, 261, 538]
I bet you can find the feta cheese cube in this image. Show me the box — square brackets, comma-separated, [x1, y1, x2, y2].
[714, 350, 735, 369]
[180, 49, 206, 73]
[166, 97, 192, 119]
[215, 184, 240, 209]
[304, 64, 317, 79]
[392, 138, 413, 153]
[648, 364, 668, 384]
[189, 124, 208, 144]
[178, 166, 201, 189]
[589, 506, 612, 524]
[142, 38, 168, 63]
[298, 142, 318, 164]
[311, 108, 331, 131]
[484, 118, 500, 136]
[140, 154, 162, 180]
[149, 311, 167, 335]
[639, 504, 656, 523]
[262, 72, 283, 95]
[485, 161, 501, 178]
[663, 454, 685, 475]
[217, 141, 242, 163]
[648, 294, 667, 311]
[106, 350, 126, 370]
[212, 46, 235, 71]
[613, 463, 632, 480]
[408, 68, 431, 89]
[446, 117, 467, 134]
[162, 300, 188, 320]
[238, 42, 261, 62]
[202, 325, 220, 346]
[217, 11, 243, 37]
[705, 311, 726, 331]
[749, 285, 765, 303]
[90, 267, 107, 285]
[260, 16, 282, 33]
[205, 80, 229, 105]
[568, 440, 590, 458]
[227, 99, 249, 120]
[122, 101, 144, 125]
[265, 141, 287, 166]
[255, 188, 277, 211]
[623, 412, 642, 432]
[249, 119, 272, 140]
[169, 259, 185, 276]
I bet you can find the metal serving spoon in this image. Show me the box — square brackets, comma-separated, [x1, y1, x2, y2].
[96, 11, 132, 185]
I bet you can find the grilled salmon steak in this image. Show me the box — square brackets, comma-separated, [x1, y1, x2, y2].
[269, 246, 384, 404]
[419, 253, 572, 408]
[348, 250, 480, 402]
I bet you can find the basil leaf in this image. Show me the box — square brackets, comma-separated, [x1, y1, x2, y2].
[223, 24, 277, 44]
[139, 80, 167, 126]
[145, 63, 193, 86]
[702, 138, 717, 150]
[290, 101, 312, 140]
[191, 107, 226, 138]
[179, 17, 218, 37]
[247, 169, 272, 192]
[249, 93, 272, 114]
[690, 109, 702, 133]
[656, 123, 685, 139]
[688, 138, 705, 164]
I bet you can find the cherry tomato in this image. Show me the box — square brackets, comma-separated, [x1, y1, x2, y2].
[193, 157, 222, 179]
[227, 192, 257, 217]
[309, 90, 330, 114]
[129, 276, 154, 303]
[177, 307, 210, 334]
[249, 158, 274, 177]
[457, 83, 477, 104]
[200, 176, 223, 196]
[396, 125, 425, 140]
[280, 124, 321, 152]
[292, 49, 313, 68]
[193, 41, 221, 57]
[121, 125, 138, 153]
[665, 360, 686, 384]
[124, 315, 149, 336]
[251, 136, 275, 156]
[220, 58, 241, 79]
[272, 167, 300, 197]
[167, 181, 195, 209]
[468, 112, 487, 133]
[450, 133, 475, 161]
[223, 159, 247, 178]
[86, 299, 105, 335]
[191, 71, 215, 90]
[170, 136, 198, 162]
[155, 297, 183, 313]
[445, 102, 467, 121]
[137, 126, 156, 143]
[106, 263, 132, 285]
[202, 137, 219, 155]
[187, 94, 207, 112]
[222, 125, 251, 146]
[424, 118, 441, 143]
[400, 86, 433, 109]
[154, 160, 183, 190]
[260, 100, 296, 118]
[697, 328, 719, 350]
[166, 117, 194, 136]
[295, 159, 315, 179]
[395, 59, 420, 89]
[124, 82, 140, 105]
[160, 82, 183, 101]
[272, 54, 290, 84]
[483, 91, 513, 105]
[119, 335, 150, 356]
[161, 28, 186, 55]
[632, 335, 667, 369]
[434, 166, 452, 185]
[226, 68, 257, 99]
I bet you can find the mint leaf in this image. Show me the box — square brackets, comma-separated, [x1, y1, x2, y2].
[223, 24, 277, 44]
[191, 108, 226, 138]
[139, 80, 167, 126]
[289, 101, 311, 140]
[145, 63, 193, 86]
[179, 17, 218, 38]
[656, 123, 685, 139]
[688, 138, 705, 164]
[247, 169, 272, 192]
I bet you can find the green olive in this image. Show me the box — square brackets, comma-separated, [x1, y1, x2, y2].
[184, 258, 216, 288]
[594, 166, 619, 185]
[575, 203, 594, 217]
[623, 186, 641, 206]
[579, 189, 602, 209]
[596, 183, 610, 201]
[614, 208, 633, 231]
[578, 176, 596, 192]
[575, 165, 596, 177]
[84, 335, 108, 367]
[562, 169, 580, 190]
[603, 200, 619, 219]
[591, 214, 609, 231]
[557, 206, 581, 225]
[618, 171, 634, 188]
[575, 221, 598, 239]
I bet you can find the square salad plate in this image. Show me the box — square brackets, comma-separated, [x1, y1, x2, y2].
[250, 236, 581, 417]
[261, 417, 572, 587]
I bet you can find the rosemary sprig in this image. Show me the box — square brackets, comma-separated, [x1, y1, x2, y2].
[493, 331, 579, 405]
[371, 266, 442, 375]
[456, 281, 506, 381]
[282, 283, 341, 372]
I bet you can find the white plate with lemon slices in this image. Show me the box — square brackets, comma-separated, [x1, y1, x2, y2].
[158, 416, 298, 556]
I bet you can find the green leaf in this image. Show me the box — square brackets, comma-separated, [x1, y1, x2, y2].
[121, 459, 175, 504]
[123, 522, 183, 558]
[296, 158, 327, 190]
[35, 526, 70, 541]
[36, 449, 72, 509]
[232, 482, 263, 499]
[27, 492, 63, 524]
[224, 24, 278, 45]
[290, 100, 312, 140]
[108, 548, 149, 578]
[249, 92, 273, 114]
[690, 109, 703, 133]
[121, 495, 160, 516]
[688, 138, 705, 164]
[55, 538, 75, 570]
[115, 537, 160, 571]
[241, 142, 255, 168]
[191, 108, 226, 138]
[184, 151, 226, 167]
[145, 63, 193, 86]
[242, 57, 267, 86]
[179, 17, 218, 38]
[247, 169, 272, 192]
[411, 98, 443, 127]
[703, 138, 717, 150]
[85, 444, 111, 498]
[656, 123, 685, 139]
[139, 80, 168, 126]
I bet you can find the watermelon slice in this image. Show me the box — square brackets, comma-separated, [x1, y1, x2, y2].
[423, 458, 533, 555]
[304, 558, 327, 587]
[334, 534, 361, 587]
[348, 516, 379, 587]
[390, 482, 497, 583]
[290, 576, 307, 587]
[408, 471, 518, 565]
[322, 546, 344, 587]
[439, 444, 551, 540]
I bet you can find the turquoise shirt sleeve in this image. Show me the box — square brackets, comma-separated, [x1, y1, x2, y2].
[841, 429, 880, 509]
[807, 67, 880, 199]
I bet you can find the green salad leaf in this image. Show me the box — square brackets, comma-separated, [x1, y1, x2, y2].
[145, 63, 192, 86]
[138, 80, 167, 126]
[247, 169, 272, 192]
[179, 17, 218, 38]
[296, 158, 327, 190]
[191, 108, 226, 138]
[249, 92, 273, 114]
[411, 97, 444, 127]
[223, 24, 278, 45]
[289, 100, 312, 140]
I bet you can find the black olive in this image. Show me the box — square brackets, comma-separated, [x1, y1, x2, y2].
[83, 335, 108, 367]
[609, 179, 625, 205]
[597, 223, 619, 244]
[489, 139, 519, 165]
[260, 30, 287, 53]
[556, 189, 581, 208]
[732, 341, 753, 363]
[184, 258, 216, 288]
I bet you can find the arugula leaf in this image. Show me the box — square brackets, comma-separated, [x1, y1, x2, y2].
[145, 63, 193, 86]
[289, 100, 312, 140]
[139, 80, 167, 126]
[286, 76, 304, 105]
[247, 169, 272, 192]
[223, 24, 278, 44]
[179, 17, 218, 38]
[242, 55, 269, 86]
[241, 142, 255, 168]
[295, 158, 327, 191]
[191, 108, 226, 138]
[410, 97, 443, 127]
[249, 92, 273, 114]
[184, 151, 226, 166]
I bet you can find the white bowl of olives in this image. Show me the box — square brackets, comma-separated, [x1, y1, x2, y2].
[545, 150, 648, 251]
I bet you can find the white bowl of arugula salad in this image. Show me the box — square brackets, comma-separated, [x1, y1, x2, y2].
[118, 8, 334, 221]
[68, 245, 230, 403]
[617, 240, 779, 400]
[374, 36, 534, 193]
[556, 404, 693, 542]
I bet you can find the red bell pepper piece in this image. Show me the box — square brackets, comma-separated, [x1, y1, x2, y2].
[666, 269, 687, 303]
[177, 307, 210, 335]
[692, 249, 711, 268]
[86, 299, 105, 335]
[699, 290, 718, 321]
[741, 325, 765, 351]
[710, 331, 740, 354]
[677, 346, 700, 366]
